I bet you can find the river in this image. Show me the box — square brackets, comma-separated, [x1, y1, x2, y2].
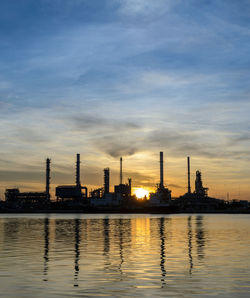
[0, 214, 249, 297]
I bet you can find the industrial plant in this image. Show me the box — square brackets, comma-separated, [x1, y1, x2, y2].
[1, 152, 249, 213]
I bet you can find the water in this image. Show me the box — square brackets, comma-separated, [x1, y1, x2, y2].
[0, 214, 249, 297]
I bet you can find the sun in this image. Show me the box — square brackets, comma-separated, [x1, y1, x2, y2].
[134, 188, 149, 199]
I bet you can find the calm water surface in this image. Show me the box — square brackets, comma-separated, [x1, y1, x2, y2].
[0, 214, 249, 297]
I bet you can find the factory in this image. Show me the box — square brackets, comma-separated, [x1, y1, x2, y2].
[3, 152, 210, 208]
[183, 156, 209, 199]
[56, 154, 88, 202]
[5, 158, 51, 208]
[89, 157, 132, 207]
[2, 150, 247, 213]
[149, 152, 172, 206]
[173, 156, 225, 211]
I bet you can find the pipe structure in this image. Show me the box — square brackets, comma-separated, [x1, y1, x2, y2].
[160, 152, 164, 188]
[81, 186, 88, 198]
[187, 156, 191, 194]
[104, 168, 110, 194]
[46, 158, 51, 199]
[120, 157, 123, 185]
[76, 153, 81, 187]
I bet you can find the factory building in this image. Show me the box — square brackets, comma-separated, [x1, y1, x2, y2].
[89, 158, 132, 207]
[149, 152, 172, 206]
[89, 167, 119, 207]
[181, 157, 209, 199]
[173, 157, 219, 211]
[56, 154, 87, 201]
[114, 158, 132, 199]
[195, 170, 208, 197]
[5, 158, 51, 207]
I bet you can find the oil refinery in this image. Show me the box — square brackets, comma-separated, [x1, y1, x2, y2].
[1, 152, 249, 213]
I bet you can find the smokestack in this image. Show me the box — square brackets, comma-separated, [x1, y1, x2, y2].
[76, 153, 81, 187]
[46, 158, 51, 199]
[187, 156, 191, 194]
[128, 178, 132, 196]
[120, 157, 123, 185]
[104, 168, 110, 194]
[160, 152, 164, 187]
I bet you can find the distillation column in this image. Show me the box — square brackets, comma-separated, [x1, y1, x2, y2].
[120, 157, 123, 185]
[104, 168, 110, 194]
[76, 153, 81, 187]
[160, 152, 164, 188]
[187, 156, 191, 194]
[46, 158, 51, 200]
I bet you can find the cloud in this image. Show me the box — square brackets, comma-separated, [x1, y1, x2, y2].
[168, 183, 183, 189]
[0, 170, 44, 183]
[15, 128, 52, 144]
[226, 133, 250, 145]
[65, 114, 142, 158]
[93, 135, 139, 158]
[69, 115, 140, 132]
[116, 0, 174, 17]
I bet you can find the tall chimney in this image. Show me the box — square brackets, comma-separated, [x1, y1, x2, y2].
[128, 178, 132, 196]
[46, 158, 51, 199]
[187, 156, 191, 194]
[76, 153, 81, 187]
[120, 157, 123, 185]
[104, 168, 110, 194]
[160, 152, 164, 187]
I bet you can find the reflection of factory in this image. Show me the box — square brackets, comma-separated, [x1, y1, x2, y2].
[5, 158, 51, 207]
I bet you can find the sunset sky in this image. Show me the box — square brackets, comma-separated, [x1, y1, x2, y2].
[0, 0, 250, 200]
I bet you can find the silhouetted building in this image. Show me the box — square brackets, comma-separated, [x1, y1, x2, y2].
[114, 179, 131, 198]
[114, 157, 132, 200]
[149, 152, 171, 206]
[5, 158, 51, 207]
[195, 170, 208, 197]
[56, 154, 87, 201]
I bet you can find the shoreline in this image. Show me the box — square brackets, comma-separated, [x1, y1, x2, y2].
[0, 209, 249, 214]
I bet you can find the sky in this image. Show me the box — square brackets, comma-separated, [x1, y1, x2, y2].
[0, 0, 250, 200]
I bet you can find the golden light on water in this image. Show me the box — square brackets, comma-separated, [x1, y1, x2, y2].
[133, 188, 149, 199]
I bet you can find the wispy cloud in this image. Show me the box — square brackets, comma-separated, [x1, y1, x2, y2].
[115, 0, 175, 17]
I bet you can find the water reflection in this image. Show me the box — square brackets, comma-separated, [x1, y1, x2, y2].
[195, 216, 205, 260]
[4, 218, 20, 242]
[1, 215, 249, 297]
[38, 216, 206, 286]
[74, 218, 81, 287]
[187, 216, 193, 275]
[43, 217, 49, 281]
[159, 217, 167, 287]
[118, 219, 124, 278]
[103, 218, 111, 270]
[103, 218, 110, 256]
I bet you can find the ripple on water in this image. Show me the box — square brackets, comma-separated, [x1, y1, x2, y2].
[0, 214, 250, 297]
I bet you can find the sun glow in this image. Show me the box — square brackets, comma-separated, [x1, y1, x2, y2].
[134, 188, 149, 199]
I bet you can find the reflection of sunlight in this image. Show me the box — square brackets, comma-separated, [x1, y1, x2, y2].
[132, 218, 151, 244]
[134, 188, 149, 199]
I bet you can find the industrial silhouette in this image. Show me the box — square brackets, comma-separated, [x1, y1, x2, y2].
[1, 152, 249, 213]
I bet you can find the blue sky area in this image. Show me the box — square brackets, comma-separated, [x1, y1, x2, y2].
[0, 0, 250, 199]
